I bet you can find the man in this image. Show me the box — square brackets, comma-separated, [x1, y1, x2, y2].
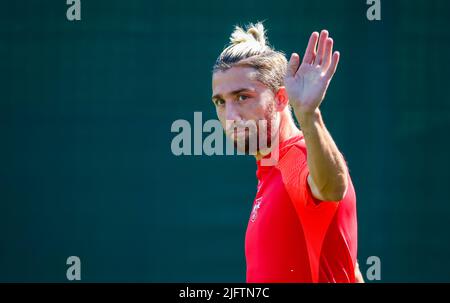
[211, 23, 362, 283]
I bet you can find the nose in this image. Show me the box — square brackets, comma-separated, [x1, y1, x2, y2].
[225, 101, 241, 122]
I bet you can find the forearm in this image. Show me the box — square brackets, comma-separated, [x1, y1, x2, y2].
[295, 108, 348, 200]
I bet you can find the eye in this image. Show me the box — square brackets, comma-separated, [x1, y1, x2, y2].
[213, 98, 225, 106]
[238, 95, 249, 102]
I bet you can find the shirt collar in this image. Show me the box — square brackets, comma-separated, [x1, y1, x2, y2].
[256, 134, 304, 180]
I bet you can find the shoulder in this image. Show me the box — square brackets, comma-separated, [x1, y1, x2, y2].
[275, 140, 309, 193]
[277, 140, 307, 171]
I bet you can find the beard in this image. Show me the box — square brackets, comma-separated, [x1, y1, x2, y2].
[226, 104, 279, 155]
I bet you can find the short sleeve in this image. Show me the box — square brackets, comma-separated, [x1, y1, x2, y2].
[277, 145, 329, 209]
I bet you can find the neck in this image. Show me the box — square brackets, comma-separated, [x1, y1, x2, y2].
[255, 114, 301, 161]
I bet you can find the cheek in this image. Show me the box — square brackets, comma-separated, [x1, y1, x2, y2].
[216, 108, 227, 128]
[242, 99, 269, 120]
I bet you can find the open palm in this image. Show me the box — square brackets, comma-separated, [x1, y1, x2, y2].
[285, 30, 340, 114]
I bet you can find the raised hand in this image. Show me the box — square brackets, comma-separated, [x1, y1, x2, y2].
[285, 30, 340, 114]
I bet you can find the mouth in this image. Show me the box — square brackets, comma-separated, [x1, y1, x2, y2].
[228, 127, 254, 142]
[227, 129, 247, 141]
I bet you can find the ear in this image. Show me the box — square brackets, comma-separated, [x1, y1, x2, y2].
[274, 86, 289, 112]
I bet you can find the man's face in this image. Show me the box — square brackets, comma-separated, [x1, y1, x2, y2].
[212, 66, 280, 155]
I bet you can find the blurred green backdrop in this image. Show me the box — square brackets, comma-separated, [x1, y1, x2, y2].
[0, 0, 449, 282]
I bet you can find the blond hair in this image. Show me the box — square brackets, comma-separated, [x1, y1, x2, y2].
[213, 22, 288, 92]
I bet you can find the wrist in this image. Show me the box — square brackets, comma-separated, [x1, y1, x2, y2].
[295, 108, 322, 128]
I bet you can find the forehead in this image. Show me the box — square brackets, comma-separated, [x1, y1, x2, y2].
[212, 66, 265, 96]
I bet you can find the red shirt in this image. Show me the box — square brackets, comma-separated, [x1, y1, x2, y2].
[245, 134, 358, 283]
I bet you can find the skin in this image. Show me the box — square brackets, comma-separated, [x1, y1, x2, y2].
[212, 29, 363, 282]
[285, 30, 348, 202]
[213, 30, 346, 201]
[212, 67, 300, 156]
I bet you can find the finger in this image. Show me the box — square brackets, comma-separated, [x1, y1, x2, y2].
[287, 53, 301, 77]
[325, 51, 340, 80]
[314, 30, 329, 65]
[321, 38, 333, 70]
[302, 31, 319, 64]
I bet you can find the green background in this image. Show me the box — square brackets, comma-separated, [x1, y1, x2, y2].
[1, 0, 449, 282]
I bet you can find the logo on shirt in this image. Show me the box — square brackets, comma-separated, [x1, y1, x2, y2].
[250, 197, 263, 223]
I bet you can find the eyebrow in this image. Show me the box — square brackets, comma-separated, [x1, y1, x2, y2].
[212, 88, 254, 100]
